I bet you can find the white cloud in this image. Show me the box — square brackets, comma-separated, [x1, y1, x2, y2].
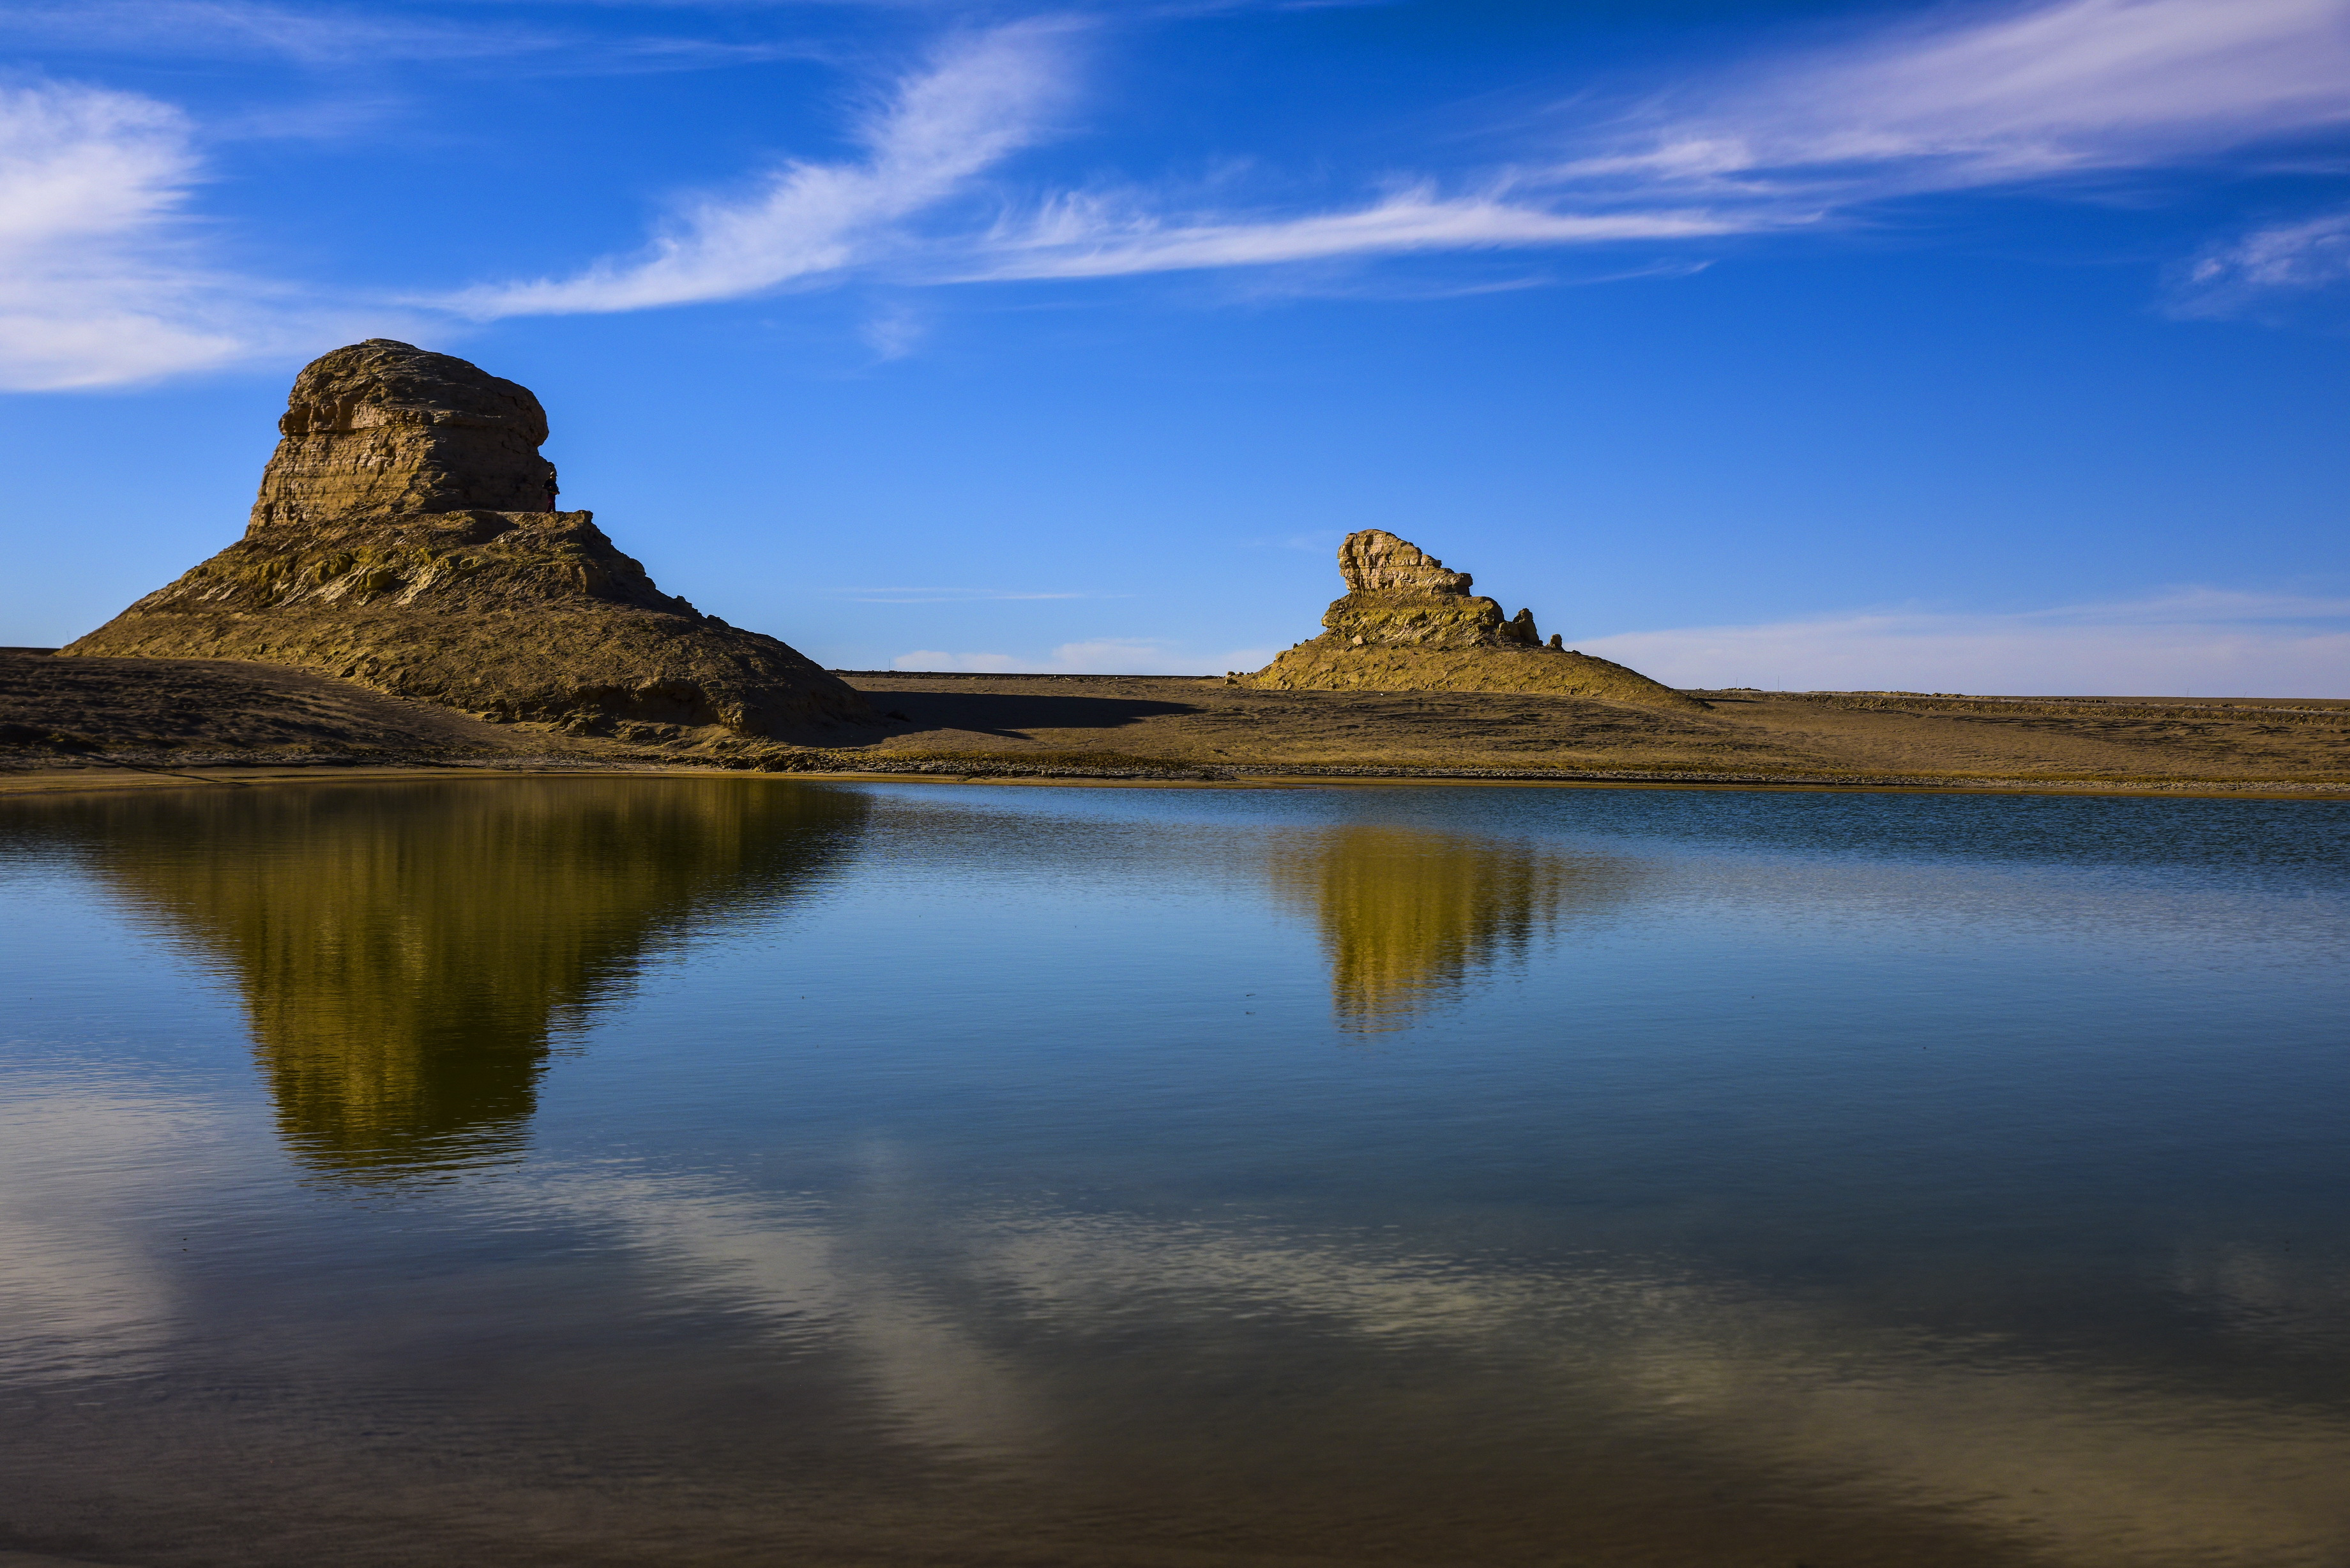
[990, 0, 2350, 281]
[892, 638, 1277, 674]
[0, 0, 557, 64]
[971, 189, 1747, 280]
[0, 82, 248, 389]
[859, 304, 929, 360]
[442, 22, 1079, 319]
[0, 79, 414, 390]
[20, 0, 2350, 383]
[444, 0, 2350, 306]
[2172, 207, 2350, 315]
[1577, 589, 2350, 697]
[0, 0, 822, 73]
[1564, 0, 2350, 197]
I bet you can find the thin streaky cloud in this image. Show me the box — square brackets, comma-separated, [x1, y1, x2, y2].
[18, 0, 2350, 386]
[969, 190, 1752, 280]
[989, 0, 2350, 282]
[0, 0, 568, 65]
[0, 81, 255, 388]
[0, 78, 436, 389]
[0, 0, 830, 73]
[453, 0, 2350, 311]
[441, 20, 1079, 318]
[1556, 0, 2350, 197]
[859, 305, 929, 359]
[2171, 207, 2350, 315]
[1210, 260, 1712, 305]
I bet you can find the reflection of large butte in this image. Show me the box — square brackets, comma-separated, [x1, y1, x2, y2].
[47, 780, 867, 1180]
[1268, 826, 1636, 1030]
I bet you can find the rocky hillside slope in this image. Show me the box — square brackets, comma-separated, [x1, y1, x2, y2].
[63, 340, 872, 743]
[1244, 530, 1701, 709]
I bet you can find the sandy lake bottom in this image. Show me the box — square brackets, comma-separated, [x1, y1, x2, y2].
[2, 777, 2347, 1568]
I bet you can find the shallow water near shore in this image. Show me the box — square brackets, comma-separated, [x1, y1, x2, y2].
[1, 776, 2346, 1568]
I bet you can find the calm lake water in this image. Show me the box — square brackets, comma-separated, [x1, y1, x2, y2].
[2, 776, 2346, 1568]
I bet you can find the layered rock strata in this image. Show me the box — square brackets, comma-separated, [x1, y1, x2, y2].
[1244, 529, 1701, 709]
[249, 337, 560, 526]
[64, 340, 871, 739]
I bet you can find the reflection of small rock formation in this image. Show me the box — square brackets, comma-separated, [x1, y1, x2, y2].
[33, 779, 867, 1180]
[63, 340, 872, 739]
[1245, 529, 1701, 709]
[1270, 825, 1633, 1030]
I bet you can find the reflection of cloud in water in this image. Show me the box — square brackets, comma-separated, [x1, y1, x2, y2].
[2170, 1239, 2350, 1359]
[31, 780, 867, 1182]
[6, 1080, 2339, 1564]
[1266, 825, 1637, 1030]
[519, 1160, 2350, 1566]
[531, 1165, 1043, 1457]
[0, 1082, 223, 1378]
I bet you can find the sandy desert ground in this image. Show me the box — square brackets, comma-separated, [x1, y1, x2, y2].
[4, 650, 2346, 797]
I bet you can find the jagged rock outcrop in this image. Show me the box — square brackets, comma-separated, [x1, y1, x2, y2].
[1243, 529, 1702, 709]
[63, 340, 872, 739]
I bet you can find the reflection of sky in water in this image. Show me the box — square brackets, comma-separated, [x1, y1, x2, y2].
[1, 779, 2346, 1567]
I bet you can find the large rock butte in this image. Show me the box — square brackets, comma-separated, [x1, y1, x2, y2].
[1243, 529, 1701, 709]
[64, 340, 871, 739]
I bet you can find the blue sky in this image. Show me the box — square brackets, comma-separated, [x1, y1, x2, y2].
[1, 0, 2345, 694]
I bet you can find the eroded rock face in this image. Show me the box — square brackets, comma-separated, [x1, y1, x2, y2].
[252, 340, 559, 528]
[1317, 529, 1536, 651]
[64, 341, 873, 739]
[1245, 529, 1702, 708]
[1338, 530, 1475, 597]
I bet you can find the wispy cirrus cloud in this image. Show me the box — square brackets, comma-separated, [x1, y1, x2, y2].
[2171, 207, 2350, 317]
[0, 78, 419, 389]
[440, 20, 1079, 318]
[446, 0, 2350, 310]
[967, 189, 1747, 280]
[983, 0, 2350, 281]
[1554, 0, 2350, 198]
[16, 0, 2350, 385]
[0, 81, 273, 389]
[0, 0, 562, 64]
[0, 0, 822, 73]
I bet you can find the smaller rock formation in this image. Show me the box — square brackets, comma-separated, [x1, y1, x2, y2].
[1243, 530, 1701, 709]
[64, 340, 870, 739]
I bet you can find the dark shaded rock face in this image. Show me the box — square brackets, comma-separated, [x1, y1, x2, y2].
[63, 341, 873, 739]
[1245, 529, 1702, 709]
